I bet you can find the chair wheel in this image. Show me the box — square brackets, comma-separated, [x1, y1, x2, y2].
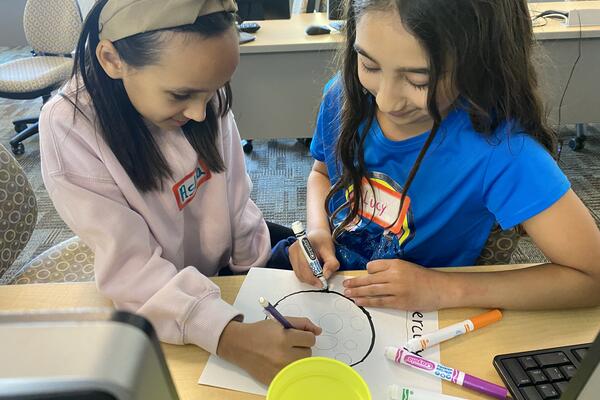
[242, 139, 253, 154]
[14, 123, 27, 133]
[569, 137, 585, 151]
[11, 143, 25, 155]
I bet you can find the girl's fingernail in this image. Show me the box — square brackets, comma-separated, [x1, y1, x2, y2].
[343, 280, 349, 287]
[344, 289, 351, 296]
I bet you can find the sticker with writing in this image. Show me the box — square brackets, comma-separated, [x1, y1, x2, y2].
[172, 161, 211, 210]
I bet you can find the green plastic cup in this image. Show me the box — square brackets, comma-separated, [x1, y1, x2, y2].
[267, 357, 371, 400]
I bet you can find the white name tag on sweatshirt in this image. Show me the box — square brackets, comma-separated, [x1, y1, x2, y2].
[172, 161, 211, 210]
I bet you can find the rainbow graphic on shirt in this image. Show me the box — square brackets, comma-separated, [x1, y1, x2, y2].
[344, 171, 415, 249]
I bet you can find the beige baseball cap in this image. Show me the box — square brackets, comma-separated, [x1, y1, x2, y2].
[99, 0, 238, 42]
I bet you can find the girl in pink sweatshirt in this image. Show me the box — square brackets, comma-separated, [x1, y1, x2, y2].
[39, 0, 320, 384]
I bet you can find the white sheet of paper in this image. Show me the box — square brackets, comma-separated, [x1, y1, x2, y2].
[199, 268, 441, 399]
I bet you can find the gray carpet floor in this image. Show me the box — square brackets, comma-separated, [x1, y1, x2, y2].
[2, 46, 599, 282]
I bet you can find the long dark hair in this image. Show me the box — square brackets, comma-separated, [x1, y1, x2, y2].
[69, 0, 236, 191]
[328, 0, 556, 238]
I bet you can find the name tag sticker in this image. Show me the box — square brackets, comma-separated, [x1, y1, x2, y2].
[172, 161, 211, 210]
[357, 178, 411, 235]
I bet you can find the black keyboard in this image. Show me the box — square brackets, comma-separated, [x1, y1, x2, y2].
[494, 343, 591, 400]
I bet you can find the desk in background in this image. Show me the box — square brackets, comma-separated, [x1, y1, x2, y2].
[1, 265, 599, 400]
[231, 3, 600, 140]
[231, 13, 341, 141]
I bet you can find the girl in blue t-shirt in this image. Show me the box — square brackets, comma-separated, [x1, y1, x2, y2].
[288, 0, 600, 310]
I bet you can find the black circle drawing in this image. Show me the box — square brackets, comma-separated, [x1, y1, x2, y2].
[270, 289, 376, 367]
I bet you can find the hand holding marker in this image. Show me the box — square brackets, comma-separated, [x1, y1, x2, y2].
[259, 296, 293, 329]
[404, 309, 502, 352]
[292, 221, 328, 289]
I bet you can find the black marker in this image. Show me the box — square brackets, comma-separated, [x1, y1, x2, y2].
[292, 221, 328, 289]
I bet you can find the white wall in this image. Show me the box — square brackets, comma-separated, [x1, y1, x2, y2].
[78, 0, 94, 19]
[0, 0, 93, 47]
[0, 0, 27, 47]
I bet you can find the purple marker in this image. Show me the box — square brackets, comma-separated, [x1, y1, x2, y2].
[384, 346, 509, 399]
[259, 296, 294, 329]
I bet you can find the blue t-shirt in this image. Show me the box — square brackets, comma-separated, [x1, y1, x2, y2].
[311, 79, 570, 269]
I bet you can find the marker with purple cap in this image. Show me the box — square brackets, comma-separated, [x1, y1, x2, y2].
[384, 346, 509, 399]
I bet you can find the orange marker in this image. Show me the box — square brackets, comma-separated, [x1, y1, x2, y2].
[404, 309, 502, 352]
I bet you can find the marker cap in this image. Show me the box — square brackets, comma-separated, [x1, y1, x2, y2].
[384, 346, 399, 361]
[291, 221, 305, 236]
[388, 384, 402, 400]
[258, 297, 268, 307]
[318, 276, 329, 290]
[388, 385, 468, 400]
[470, 309, 503, 330]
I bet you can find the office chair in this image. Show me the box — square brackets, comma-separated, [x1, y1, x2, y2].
[0, 142, 95, 285]
[0, 0, 82, 155]
[569, 123, 589, 151]
[0, 144, 37, 278]
[10, 236, 95, 284]
[476, 225, 522, 265]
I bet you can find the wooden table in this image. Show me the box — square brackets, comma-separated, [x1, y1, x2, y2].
[231, 3, 600, 140]
[1, 265, 599, 399]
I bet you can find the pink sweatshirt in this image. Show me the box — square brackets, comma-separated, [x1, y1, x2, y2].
[39, 86, 271, 354]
